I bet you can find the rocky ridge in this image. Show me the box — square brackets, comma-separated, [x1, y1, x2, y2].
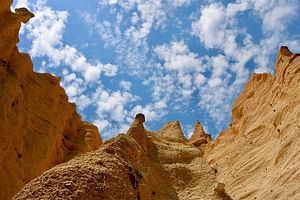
[14, 114, 231, 200]
[0, 1, 102, 199]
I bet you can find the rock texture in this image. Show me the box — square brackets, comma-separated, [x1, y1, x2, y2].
[15, 114, 231, 200]
[158, 120, 187, 143]
[0, 1, 102, 199]
[188, 120, 212, 148]
[205, 46, 300, 200]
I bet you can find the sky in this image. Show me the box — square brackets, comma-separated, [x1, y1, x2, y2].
[13, 0, 300, 140]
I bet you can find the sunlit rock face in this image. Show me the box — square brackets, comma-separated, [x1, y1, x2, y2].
[205, 47, 300, 200]
[188, 120, 212, 153]
[0, 1, 102, 199]
[14, 114, 231, 200]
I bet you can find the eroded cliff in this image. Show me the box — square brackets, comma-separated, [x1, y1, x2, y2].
[0, 1, 102, 199]
[205, 47, 300, 200]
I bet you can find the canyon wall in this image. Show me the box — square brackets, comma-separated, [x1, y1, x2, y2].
[205, 47, 300, 200]
[0, 1, 102, 199]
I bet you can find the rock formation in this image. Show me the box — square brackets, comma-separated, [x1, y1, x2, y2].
[158, 120, 187, 143]
[188, 120, 211, 147]
[205, 46, 300, 200]
[14, 114, 231, 200]
[0, 1, 102, 199]
[1, 0, 300, 199]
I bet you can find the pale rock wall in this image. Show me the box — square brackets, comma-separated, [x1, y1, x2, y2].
[205, 46, 300, 200]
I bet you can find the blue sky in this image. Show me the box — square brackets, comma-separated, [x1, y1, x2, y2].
[14, 0, 300, 139]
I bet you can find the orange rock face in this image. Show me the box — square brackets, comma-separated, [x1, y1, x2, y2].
[205, 47, 300, 200]
[14, 115, 231, 200]
[0, 1, 102, 199]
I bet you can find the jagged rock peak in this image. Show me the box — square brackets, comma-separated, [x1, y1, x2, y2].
[158, 120, 187, 143]
[275, 46, 300, 80]
[128, 113, 146, 134]
[193, 120, 206, 136]
[0, 5, 34, 61]
[135, 113, 145, 123]
[279, 46, 293, 57]
[127, 113, 147, 143]
[14, 8, 34, 23]
[188, 120, 211, 147]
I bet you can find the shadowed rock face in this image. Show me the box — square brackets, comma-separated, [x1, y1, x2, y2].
[0, 1, 102, 199]
[14, 115, 231, 200]
[205, 47, 300, 200]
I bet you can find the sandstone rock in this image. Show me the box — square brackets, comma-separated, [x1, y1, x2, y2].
[14, 115, 231, 200]
[0, 5, 34, 61]
[205, 46, 300, 200]
[188, 120, 212, 148]
[0, 1, 102, 199]
[158, 120, 187, 143]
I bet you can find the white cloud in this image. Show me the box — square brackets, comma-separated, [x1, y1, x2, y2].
[192, 3, 227, 49]
[170, 0, 194, 7]
[226, 1, 250, 16]
[194, 74, 206, 86]
[131, 104, 160, 122]
[108, 0, 118, 5]
[119, 80, 132, 91]
[14, 0, 29, 8]
[91, 87, 169, 139]
[84, 65, 101, 82]
[23, 0, 118, 84]
[250, 0, 298, 33]
[103, 63, 118, 76]
[155, 41, 203, 72]
[95, 89, 138, 122]
[94, 119, 110, 133]
[189, 0, 299, 130]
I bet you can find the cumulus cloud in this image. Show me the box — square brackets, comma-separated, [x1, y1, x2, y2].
[119, 80, 132, 91]
[170, 0, 194, 7]
[189, 0, 300, 130]
[18, 0, 300, 139]
[14, 0, 29, 8]
[155, 41, 203, 72]
[192, 3, 227, 49]
[91, 87, 169, 139]
[251, 0, 298, 33]
[95, 90, 137, 122]
[23, 0, 118, 84]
